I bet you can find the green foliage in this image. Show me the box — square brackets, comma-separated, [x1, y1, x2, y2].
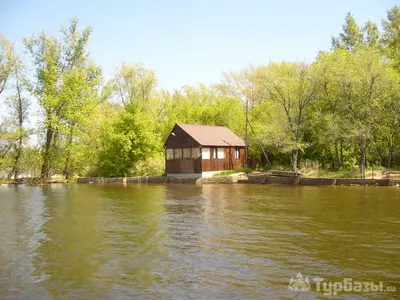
[130, 153, 165, 176]
[363, 20, 380, 47]
[332, 12, 364, 50]
[108, 62, 158, 109]
[316, 47, 399, 173]
[161, 85, 245, 139]
[98, 104, 160, 177]
[382, 5, 400, 70]
[341, 155, 358, 170]
[0, 36, 15, 94]
[19, 147, 42, 178]
[252, 61, 320, 171]
[23, 18, 102, 180]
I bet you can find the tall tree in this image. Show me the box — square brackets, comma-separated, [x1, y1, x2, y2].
[5, 54, 30, 179]
[98, 103, 159, 177]
[316, 50, 354, 169]
[0, 36, 15, 94]
[382, 5, 400, 70]
[261, 62, 321, 171]
[332, 12, 363, 51]
[362, 20, 380, 48]
[109, 63, 158, 110]
[24, 18, 101, 180]
[219, 66, 273, 167]
[318, 48, 398, 174]
[0, 38, 27, 174]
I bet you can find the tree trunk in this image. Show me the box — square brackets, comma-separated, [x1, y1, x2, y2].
[340, 137, 343, 168]
[63, 126, 74, 180]
[388, 133, 394, 169]
[40, 124, 54, 181]
[9, 65, 25, 180]
[10, 139, 23, 179]
[376, 147, 386, 167]
[334, 140, 340, 169]
[359, 136, 366, 176]
[260, 147, 271, 168]
[291, 149, 299, 171]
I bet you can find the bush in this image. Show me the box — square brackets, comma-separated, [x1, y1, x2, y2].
[130, 154, 165, 176]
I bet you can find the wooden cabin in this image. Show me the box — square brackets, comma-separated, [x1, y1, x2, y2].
[164, 124, 246, 177]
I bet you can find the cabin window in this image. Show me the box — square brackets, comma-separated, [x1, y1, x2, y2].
[166, 149, 174, 160]
[191, 147, 200, 158]
[212, 148, 217, 159]
[217, 148, 225, 159]
[183, 148, 191, 158]
[202, 147, 210, 159]
[235, 148, 240, 159]
[174, 148, 182, 159]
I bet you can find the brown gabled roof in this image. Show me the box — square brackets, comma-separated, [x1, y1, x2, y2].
[177, 123, 245, 147]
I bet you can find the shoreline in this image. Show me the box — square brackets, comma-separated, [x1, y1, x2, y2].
[2, 175, 397, 187]
[75, 175, 397, 187]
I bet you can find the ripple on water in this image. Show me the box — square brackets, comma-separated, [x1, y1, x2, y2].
[0, 184, 399, 299]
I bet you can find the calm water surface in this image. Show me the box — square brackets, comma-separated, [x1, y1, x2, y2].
[0, 184, 399, 299]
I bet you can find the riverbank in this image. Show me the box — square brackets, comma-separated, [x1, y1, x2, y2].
[0, 178, 73, 185]
[75, 174, 399, 186]
[4, 172, 398, 187]
[246, 174, 395, 186]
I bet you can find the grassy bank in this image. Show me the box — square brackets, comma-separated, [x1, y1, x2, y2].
[213, 168, 253, 177]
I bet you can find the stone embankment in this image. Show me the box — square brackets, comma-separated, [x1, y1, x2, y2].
[77, 173, 394, 186]
[246, 174, 392, 186]
[77, 176, 198, 184]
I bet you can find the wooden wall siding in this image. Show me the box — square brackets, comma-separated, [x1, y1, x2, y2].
[166, 158, 202, 173]
[164, 124, 200, 148]
[231, 148, 245, 169]
[202, 157, 228, 172]
[201, 147, 245, 172]
[238, 148, 245, 168]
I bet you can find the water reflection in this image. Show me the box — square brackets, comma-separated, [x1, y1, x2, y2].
[0, 184, 399, 299]
[95, 185, 168, 292]
[0, 185, 50, 298]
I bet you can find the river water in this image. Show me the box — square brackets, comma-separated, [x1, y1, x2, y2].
[0, 184, 399, 299]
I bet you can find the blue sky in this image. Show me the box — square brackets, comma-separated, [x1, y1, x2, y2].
[1, 0, 398, 91]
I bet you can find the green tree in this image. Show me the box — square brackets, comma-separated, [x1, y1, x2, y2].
[316, 49, 355, 169]
[60, 63, 102, 179]
[260, 62, 321, 171]
[332, 12, 363, 51]
[362, 20, 380, 48]
[4, 54, 30, 178]
[109, 62, 158, 109]
[19, 146, 42, 178]
[382, 5, 400, 70]
[372, 72, 400, 168]
[0, 36, 15, 94]
[98, 104, 159, 177]
[161, 84, 245, 143]
[24, 18, 101, 180]
[220, 66, 276, 167]
[318, 48, 398, 174]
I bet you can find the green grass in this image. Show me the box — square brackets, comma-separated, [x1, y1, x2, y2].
[213, 168, 253, 177]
